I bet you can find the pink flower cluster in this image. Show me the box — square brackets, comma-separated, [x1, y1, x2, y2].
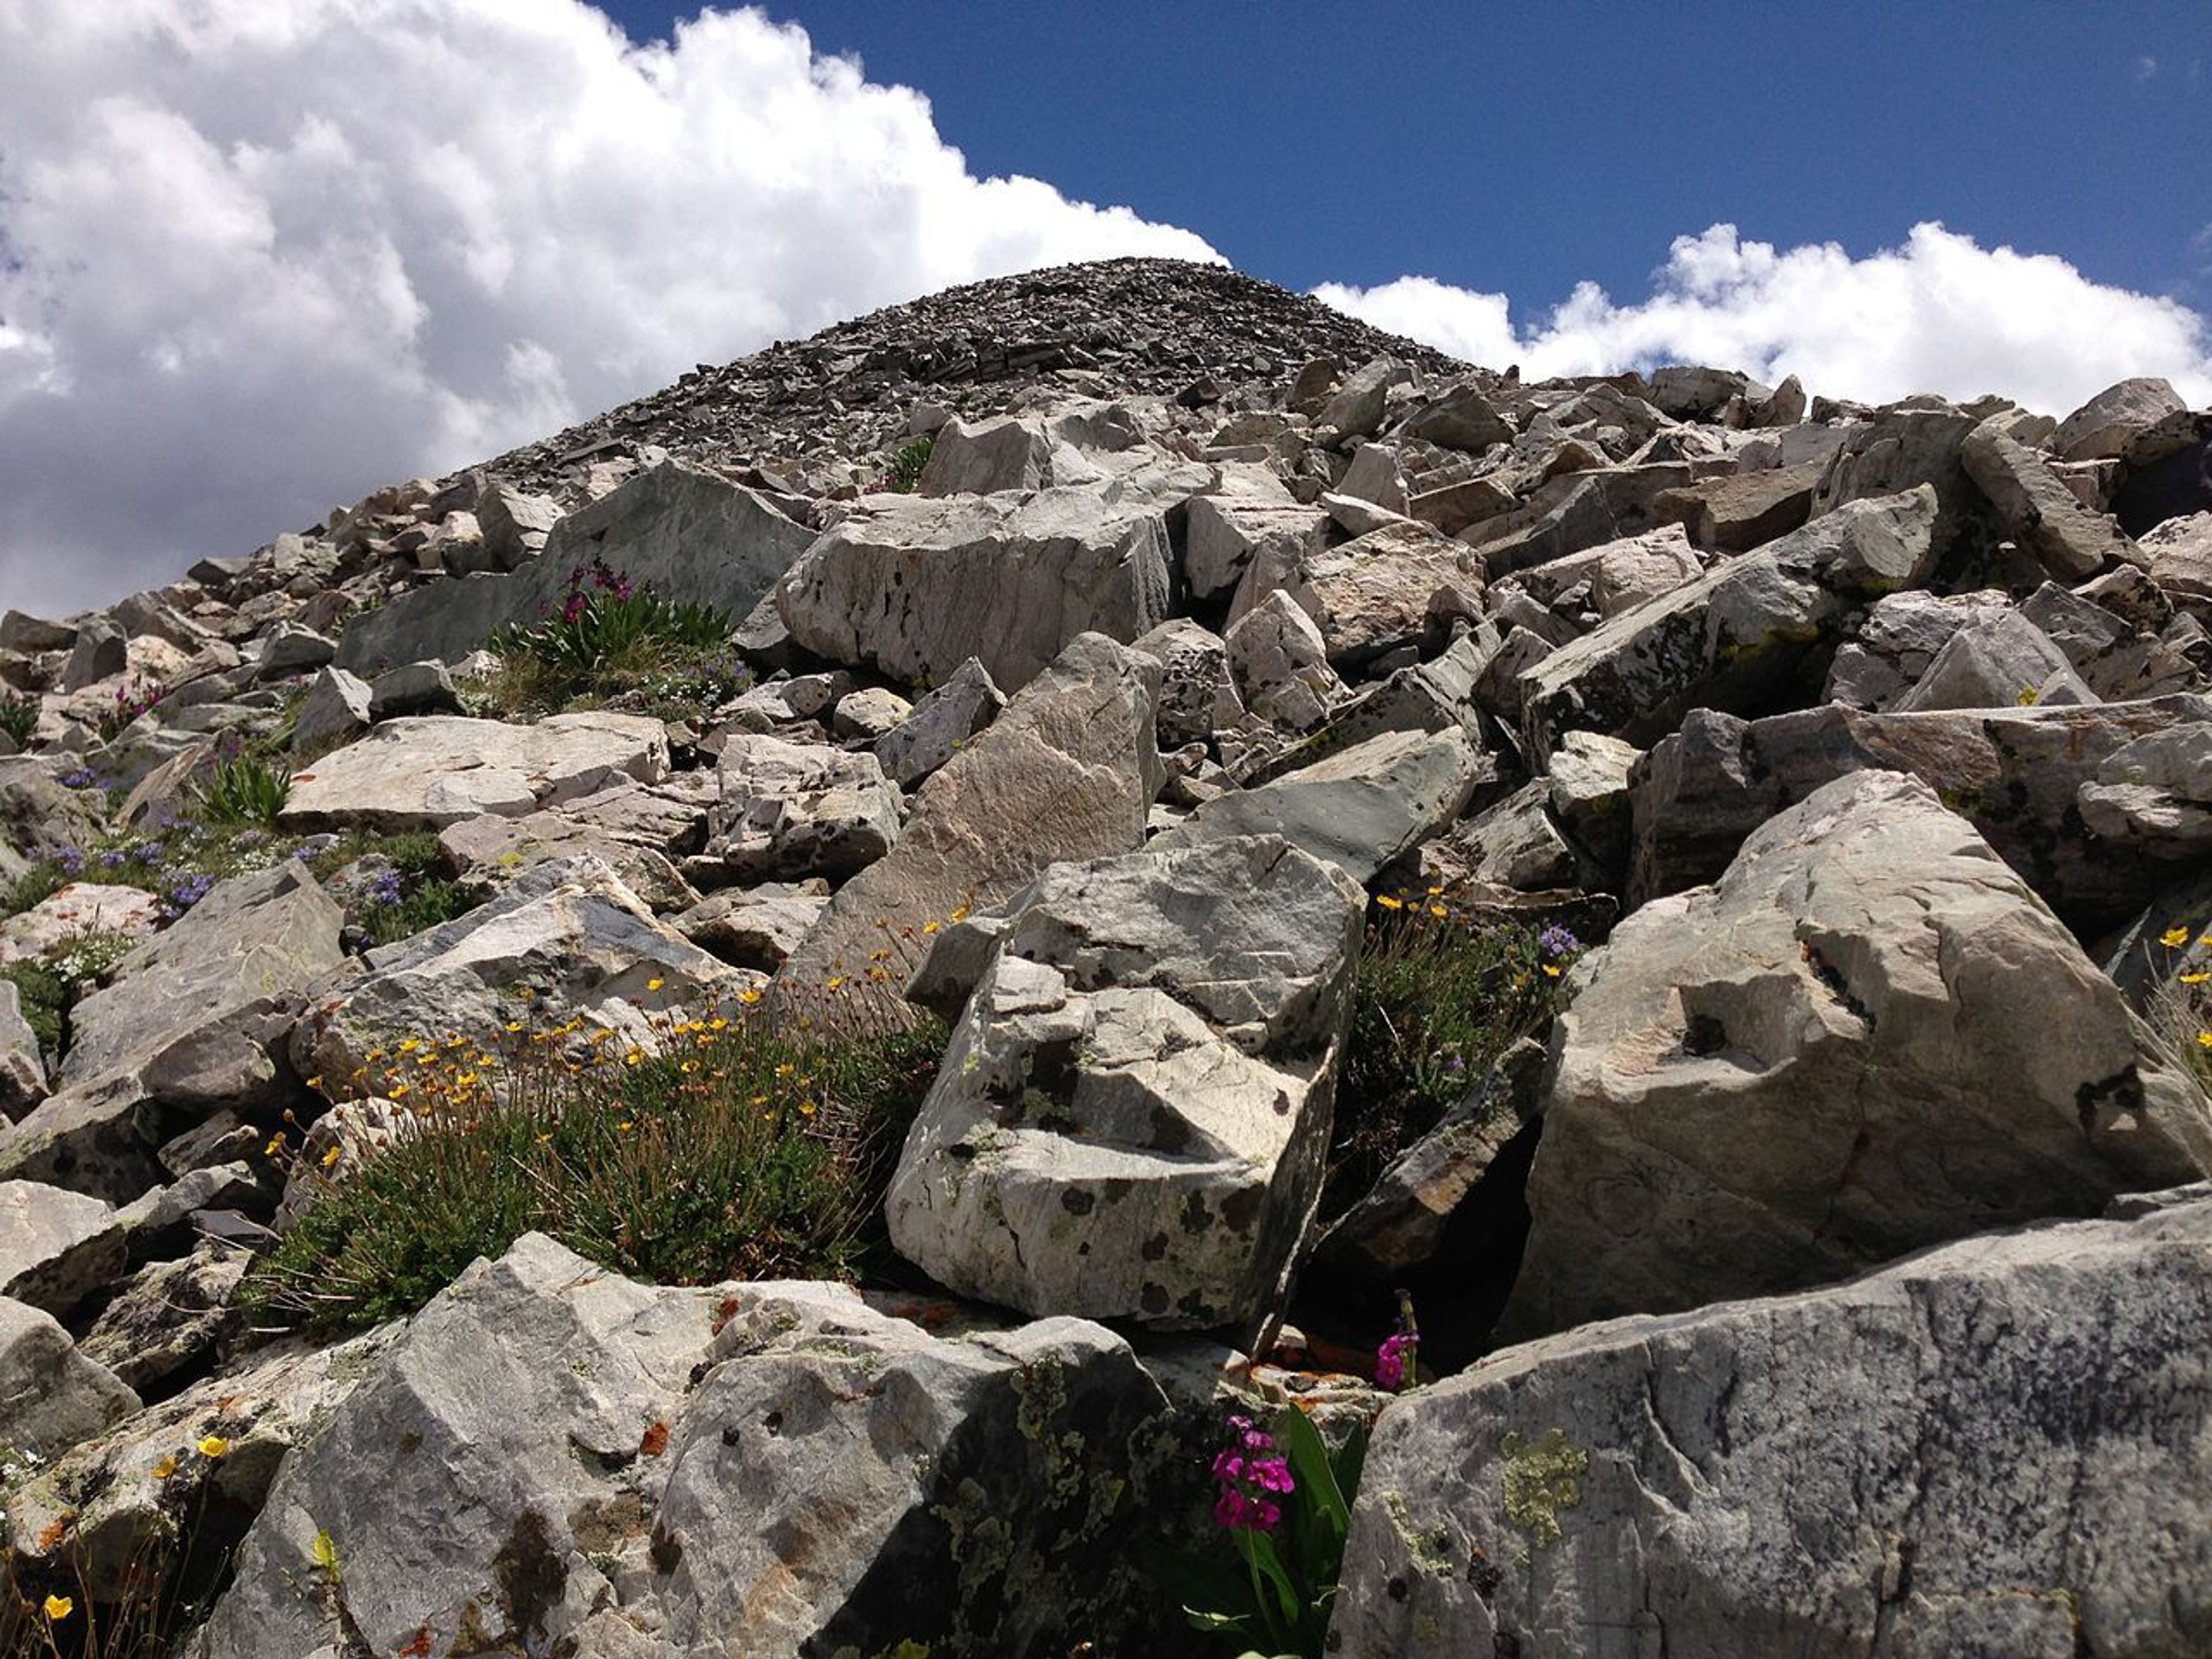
[1213, 1414, 1294, 1532]
[1375, 1331, 1419, 1393]
[555, 558, 638, 623]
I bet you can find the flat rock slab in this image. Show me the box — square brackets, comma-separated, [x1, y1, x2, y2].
[281, 713, 669, 832]
[1334, 1188, 2212, 1658]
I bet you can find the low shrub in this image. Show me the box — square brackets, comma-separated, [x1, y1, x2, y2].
[241, 1003, 947, 1334]
[353, 873, 475, 949]
[876, 435, 934, 493]
[0, 694, 36, 748]
[481, 559, 742, 719]
[194, 755, 291, 828]
[1325, 896, 1577, 1219]
[0, 933, 134, 1058]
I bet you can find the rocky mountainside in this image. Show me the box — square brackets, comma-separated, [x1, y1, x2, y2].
[0, 255, 2210, 1656]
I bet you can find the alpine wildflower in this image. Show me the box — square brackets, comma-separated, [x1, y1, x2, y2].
[1212, 1414, 1294, 1532]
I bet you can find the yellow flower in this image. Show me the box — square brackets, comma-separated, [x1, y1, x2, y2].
[1541, 963, 1562, 978]
[616, 1120, 635, 1132]
[2197, 1032, 2212, 1050]
[321, 1144, 343, 1169]
[1375, 893, 1403, 911]
[305, 1075, 323, 1092]
[922, 921, 941, 935]
[506, 1020, 524, 1033]
[825, 975, 847, 992]
[263, 1132, 287, 1157]
[390, 1083, 411, 1100]
[2161, 926, 2191, 949]
[709, 1016, 729, 1031]
[197, 1434, 229, 1459]
[625, 1050, 645, 1067]
[43, 1595, 72, 1622]
[949, 906, 971, 923]
[737, 987, 763, 1006]
[646, 977, 665, 992]
[1429, 904, 1449, 919]
[149, 1454, 178, 1481]
[2181, 972, 2210, 986]
[398, 1037, 421, 1052]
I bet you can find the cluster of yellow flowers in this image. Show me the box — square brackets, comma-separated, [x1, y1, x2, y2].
[2156, 923, 2212, 1049]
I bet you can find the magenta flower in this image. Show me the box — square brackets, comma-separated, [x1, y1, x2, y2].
[1376, 1331, 1418, 1393]
[1213, 1414, 1294, 1532]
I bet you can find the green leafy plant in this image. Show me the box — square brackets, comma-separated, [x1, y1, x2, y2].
[241, 1003, 946, 1334]
[876, 435, 934, 493]
[488, 559, 733, 673]
[195, 754, 291, 828]
[1326, 899, 1575, 1219]
[1, 931, 141, 1059]
[0, 693, 37, 747]
[1156, 1407, 1367, 1657]
[354, 874, 476, 949]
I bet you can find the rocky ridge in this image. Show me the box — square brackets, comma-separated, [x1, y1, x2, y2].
[0, 256, 2209, 1654]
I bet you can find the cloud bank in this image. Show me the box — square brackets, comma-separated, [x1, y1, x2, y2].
[0, 1, 1217, 613]
[1316, 222, 2212, 418]
[3, 5, 2210, 619]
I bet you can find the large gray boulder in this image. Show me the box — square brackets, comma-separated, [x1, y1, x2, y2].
[1500, 771, 2212, 1341]
[888, 835, 1361, 1330]
[1333, 1189, 2212, 1658]
[870, 656, 1005, 789]
[0, 1180, 122, 1317]
[1629, 694, 2212, 932]
[1517, 486, 1940, 758]
[1962, 418, 2141, 579]
[707, 733, 902, 882]
[337, 463, 811, 669]
[1888, 606, 2098, 711]
[774, 632, 1162, 1024]
[56, 863, 343, 1094]
[281, 713, 668, 832]
[0, 1296, 138, 1462]
[2055, 376, 2190, 463]
[195, 1234, 1202, 1659]
[294, 854, 744, 1086]
[1157, 726, 1483, 885]
[774, 486, 1173, 695]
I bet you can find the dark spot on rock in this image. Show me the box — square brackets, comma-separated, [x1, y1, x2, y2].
[1102, 1177, 1134, 1201]
[1273, 1088, 1292, 1116]
[1140, 1282, 1170, 1316]
[1387, 1576, 1408, 1603]
[1494, 1635, 1522, 1658]
[1141, 1232, 1169, 1262]
[1218, 1184, 1263, 1234]
[649, 1521, 683, 1576]
[1061, 1188, 1096, 1216]
[491, 1510, 566, 1653]
[1148, 1104, 1194, 1155]
[764, 1409, 784, 1437]
[1683, 1012, 1726, 1056]
[2078, 1065, 2146, 1133]
[1180, 1191, 1211, 1234]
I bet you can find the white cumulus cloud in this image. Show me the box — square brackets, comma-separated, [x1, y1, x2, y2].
[1317, 222, 2212, 419]
[0, 0, 1217, 615]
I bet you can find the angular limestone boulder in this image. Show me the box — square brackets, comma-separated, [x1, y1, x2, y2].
[708, 733, 902, 882]
[294, 855, 743, 1084]
[0, 1180, 123, 1317]
[888, 834, 1361, 1330]
[870, 656, 1005, 790]
[1500, 771, 2212, 1341]
[195, 1236, 1198, 1659]
[281, 713, 668, 831]
[774, 486, 1172, 694]
[1963, 418, 2141, 579]
[1889, 607, 2097, 711]
[1157, 726, 1483, 885]
[337, 463, 811, 669]
[775, 632, 1162, 1024]
[0, 1296, 139, 1463]
[1518, 486, 1940, 758]
[1333, 1190, 2212, 1659]
[2056, 376, 2190, 463]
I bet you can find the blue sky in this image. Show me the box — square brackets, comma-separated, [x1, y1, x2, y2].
[611, 1, 2212, 310]
[3, 1, 2210, 612]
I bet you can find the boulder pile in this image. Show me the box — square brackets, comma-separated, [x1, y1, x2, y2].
[1, 256, 2210, 1654]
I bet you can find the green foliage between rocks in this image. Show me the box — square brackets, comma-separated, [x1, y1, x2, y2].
[1325, 900, 1573, 1219]
[0, 694, 37, 748]
[241, 1013, 948, 1334]
[194, 755, 291, 829]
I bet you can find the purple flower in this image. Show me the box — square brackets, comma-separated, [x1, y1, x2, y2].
[99, 849, 128, 870]
[58, 768, 98, 790]
[1375, 1331, 1419, 1393]
[365, 871, 404, 908]
[1212, 1415, 1293, 1533]
[133, 842, 164, 866]
[1537, 923, 1581, 959]
[56, 846, 84, 877]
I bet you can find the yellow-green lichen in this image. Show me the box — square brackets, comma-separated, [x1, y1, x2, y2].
[1501, 1429, 1587, 1548]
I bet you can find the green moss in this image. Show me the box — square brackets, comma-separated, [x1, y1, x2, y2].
[1501, 1429, 1588, 1548]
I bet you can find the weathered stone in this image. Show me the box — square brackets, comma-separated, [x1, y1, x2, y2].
[366, 658, 464, 719]
[1890, 607, 2098, 711]
[196, 1234, 1198, 1659]
[1158, 726, 1482, 884]
[889, 835, 1361, 1330]
[2079, 724, 2212, 851]
[474, 482, 563, 569]
[0, 882, 164, 968]
[1398, 381, 1514, 452]
[870, 656, 1005, 789]
[78, 1243, 246, 1395]
[1809, 407, 1983, 559]
[2055, 376, 2190, 463]
[2021, 579, 2201, 700]
[775, 486, 1172, 695]
[0, 1180, 122, 1317]
[1183, 490, 1332, 603]
[1334, 1190, 2212, 1659]
[0, 1296, 138, 1461]
[1276, 521, 1483, 672]
[829, 685, 912, 743]
[281, 713, 669, 831]
[1519, 486, 1940, 758]
[1963, 418, 2141, 579]
[0, 762, 104, 884]
[1225, 589, 1345, 732]
[339, 463, 811, 670]
[1501, 771, 2212, 1341]
[672, 882, 827, 973]
[290, 664, 372, 752]
[1546, 729, 1641, 876]
[1134, 619, 1241, 752]
[1650, 459, 1821, 552]
[1629, 695, 2212, 931]
[2141, 511, 2212, 611]
[255, 622, 336, 677]
[776, 632, 1162, 1023]
[296, 855, 742, 1084]
[709, 734, 902, 881]
[1823, 587, 2017, 709]
[1316, 356, 1411, 439]
[0, 982, 44, 1117]
[1435, 781, 1583, 891]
